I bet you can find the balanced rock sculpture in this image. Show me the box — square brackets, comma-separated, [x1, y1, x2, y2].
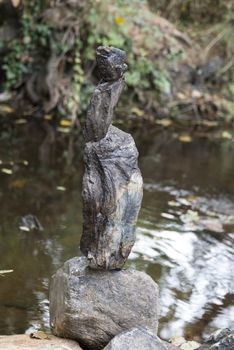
[81, 46, 143, 269]
[50, 46, 159, 350]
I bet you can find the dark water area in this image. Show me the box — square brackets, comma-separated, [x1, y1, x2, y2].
[0, 122, 234, 341]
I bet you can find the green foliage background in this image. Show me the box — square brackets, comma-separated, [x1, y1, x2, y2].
[0, 0, 233, 120]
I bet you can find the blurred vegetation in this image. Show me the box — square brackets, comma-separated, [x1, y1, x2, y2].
[0, 0, 233, 124]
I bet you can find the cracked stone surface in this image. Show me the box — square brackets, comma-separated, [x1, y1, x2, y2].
[103, 327, 178, 350]
[50, 257, 159, 350]
[81, 46, 143, 269]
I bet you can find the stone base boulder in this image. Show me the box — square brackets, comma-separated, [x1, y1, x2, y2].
[49, 257, 159, 350]
[103, 327, 178, 350]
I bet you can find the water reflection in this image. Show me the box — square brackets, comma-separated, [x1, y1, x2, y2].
[0, 124, 234, 340]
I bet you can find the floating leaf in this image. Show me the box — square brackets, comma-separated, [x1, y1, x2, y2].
[221, 131, 232, 140]
[59, 119, 72, 127]
[178, 134, 192, 143]
[56, 186, 66, 191]
[0, 270, 13, 275]
[9, 179, 27, 189]
[44, 114, 53, 120]
[30, 330, 49, 340]
[1, 168, 13, 175]
[15, 119, 27, 124]
[57, 127, 70, 133]
[168, 200, 181, 207]
[202, 120, 218, 127]
[131, 107, 144, 117]
[0, 104, 14, 113]
[161, 212, 175, 220]
[19, 226, 30, 232]
[156, 119, 172, 127]
[184, 195, 199, 203]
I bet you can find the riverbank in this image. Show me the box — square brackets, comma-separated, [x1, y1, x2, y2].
[0, 334, 82, 350]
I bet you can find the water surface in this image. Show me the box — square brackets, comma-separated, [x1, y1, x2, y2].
[0, 122, 233, 340]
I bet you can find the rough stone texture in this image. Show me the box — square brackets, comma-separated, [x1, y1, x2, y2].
[83, 46, 127, 143]
[50, 257, 159, 350]
[103, 327, 177, 350]
[96, 46, 127, 82]
[81, 125, 143, 269]
[0, 334, 83, 350]
[84, 78, 125, 143]
[80, 46, 143, 269]
[197, 328, 234, 350]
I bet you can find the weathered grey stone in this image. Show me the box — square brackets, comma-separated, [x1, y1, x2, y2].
[103, 327, 177, 350]
[80, 46, 143, 269]
[50, 257, 159, 350]
[84, 78, 125, 143]
[83, 46, 127, 143]
[81, 125, 143, 269]
[197, 328, 234, 350]
[96, 46, 127, 82]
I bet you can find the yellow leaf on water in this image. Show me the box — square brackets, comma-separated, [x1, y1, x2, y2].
[131, 107, 144, 117]
[1, 168, 13, 175]
[57, 127, 70, 133]
[59, 119, 72, 126]
[0, 104, 14, 113]
[0, 270, 13, 275]
[221, 131, 232, 140]
[9, 179, 27, 189]
[178, 134, 192, 143]
[115, 16, 124, 25]
[185, 195, 198, 203]
[56, 186, 66, 191]
[156, 119, 172, 127]
[44, 114, 53, 121]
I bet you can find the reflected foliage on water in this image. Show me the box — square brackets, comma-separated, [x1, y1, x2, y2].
[0, 123, 233, 340]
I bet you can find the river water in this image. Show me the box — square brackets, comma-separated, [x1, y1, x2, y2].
[0, 122, 233, 341]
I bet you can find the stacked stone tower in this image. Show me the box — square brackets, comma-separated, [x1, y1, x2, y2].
[50, 47, 160, 350]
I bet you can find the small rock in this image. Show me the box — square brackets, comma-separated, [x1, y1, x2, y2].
[181, 341, 200, 350]
[30, 330, 49, 340]
[50, 257, 159, 350]
[197, 328, 234, 350]
[103, 327, 177, 350]
[19, 214, 44, 232]
[199, 218, 224, 233]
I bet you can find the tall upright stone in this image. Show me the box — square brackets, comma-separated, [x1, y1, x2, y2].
[49, 47, 159, 350]
[80, 46, 143, 269]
